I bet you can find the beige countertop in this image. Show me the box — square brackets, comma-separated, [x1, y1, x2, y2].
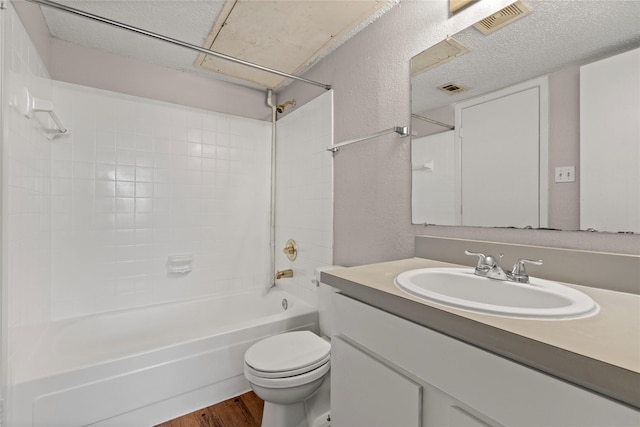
[322, 258, 640, 409]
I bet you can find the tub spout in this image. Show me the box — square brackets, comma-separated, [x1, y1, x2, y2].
[276, 269, 293, 279]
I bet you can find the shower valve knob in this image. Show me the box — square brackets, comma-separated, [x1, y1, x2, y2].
[282, 239, 298, 261]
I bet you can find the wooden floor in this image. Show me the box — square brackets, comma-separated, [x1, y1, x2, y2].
[156, 391, 264, 427]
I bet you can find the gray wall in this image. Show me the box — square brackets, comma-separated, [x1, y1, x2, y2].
[278, 1, 640, 265]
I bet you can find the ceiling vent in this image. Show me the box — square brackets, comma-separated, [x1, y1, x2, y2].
[474, 0, 532, 35]
[438, 82, 466, 94]
[411, 37, 471, 76]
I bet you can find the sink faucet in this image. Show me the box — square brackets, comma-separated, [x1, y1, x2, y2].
[465, 250, 508, 280]
[465, 250, 543, 283]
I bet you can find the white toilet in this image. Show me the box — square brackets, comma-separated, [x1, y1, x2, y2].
[244, 268, 337, 427]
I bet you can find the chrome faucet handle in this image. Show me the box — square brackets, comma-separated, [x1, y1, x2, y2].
[510, 258, 543, 283]
[465, 250, 488, 268]
[466, 250, 510, 280]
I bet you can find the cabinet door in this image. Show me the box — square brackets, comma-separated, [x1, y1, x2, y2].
[331, 337, 422, 427]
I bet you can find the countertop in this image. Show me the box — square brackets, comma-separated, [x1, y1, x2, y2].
[322, 258, 640, 409]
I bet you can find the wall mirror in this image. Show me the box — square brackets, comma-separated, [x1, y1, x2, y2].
[410, 0, 640, 232]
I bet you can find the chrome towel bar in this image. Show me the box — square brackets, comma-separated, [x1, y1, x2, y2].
[327, 126, 409, 153]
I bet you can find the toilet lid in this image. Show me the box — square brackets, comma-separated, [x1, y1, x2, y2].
[245, 331, 330, 373]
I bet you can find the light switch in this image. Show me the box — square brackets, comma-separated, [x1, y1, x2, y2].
[554, 166, 576, 183]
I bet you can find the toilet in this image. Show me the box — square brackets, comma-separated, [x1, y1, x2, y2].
[244, 267, 338, 427]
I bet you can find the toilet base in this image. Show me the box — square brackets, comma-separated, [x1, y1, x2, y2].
[305, 375, 330, 427]
[261, 403, 330, 427]
[259, 377, 331, 427]
[261, 401, 307, 427]
[309, 411, 331, 427]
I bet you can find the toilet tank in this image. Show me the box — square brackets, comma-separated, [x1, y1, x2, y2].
[315, 266, 343, 337]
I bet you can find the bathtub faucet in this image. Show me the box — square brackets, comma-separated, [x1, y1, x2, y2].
[276, 269, 293, 279]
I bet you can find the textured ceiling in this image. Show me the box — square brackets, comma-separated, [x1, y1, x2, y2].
[42, 1, 223, 73]
[39, 0, 397, 90]
[195, 0, 392, 88]
[412, 0, 640, 115]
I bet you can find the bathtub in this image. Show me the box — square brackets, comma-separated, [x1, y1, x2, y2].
[12, 289, 318, 427]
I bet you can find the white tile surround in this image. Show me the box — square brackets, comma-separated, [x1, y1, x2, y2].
[3, 0, 305, 322]
[3, 4, 54, 415]
[274, 91, 334, 306]
[49, 82, 272, 318]
[3, 0, 335, 323]
[3, 1, 53, 329]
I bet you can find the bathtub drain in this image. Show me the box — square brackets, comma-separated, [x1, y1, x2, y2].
[282, 298, 288, 310]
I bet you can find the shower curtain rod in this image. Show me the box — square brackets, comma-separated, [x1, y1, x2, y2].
[26, 0, 332, 91]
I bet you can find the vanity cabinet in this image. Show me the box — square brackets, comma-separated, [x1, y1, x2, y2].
[331, 293, 639, 427]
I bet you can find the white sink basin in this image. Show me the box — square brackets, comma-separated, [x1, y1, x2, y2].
[394, 268, 598, 319]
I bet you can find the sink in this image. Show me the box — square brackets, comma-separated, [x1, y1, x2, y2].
[394, 268, 598, 319]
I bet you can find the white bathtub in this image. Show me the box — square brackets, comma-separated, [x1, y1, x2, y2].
[12, 289, 318, 427]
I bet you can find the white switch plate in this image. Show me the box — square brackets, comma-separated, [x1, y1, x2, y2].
[554, 166, 576, 183]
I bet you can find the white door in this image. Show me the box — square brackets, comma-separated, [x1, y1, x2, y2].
[455, 79, 548, 228]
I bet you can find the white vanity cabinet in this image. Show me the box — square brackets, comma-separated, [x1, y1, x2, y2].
[331, 293, 640, 427]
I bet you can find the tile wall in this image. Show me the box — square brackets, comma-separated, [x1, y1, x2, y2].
[3, 2, 54, 413]
[3, 1, 334, 323]
[4, 1, 272, 321]
[49, 81, 272, 319]
[274, 91, 334, 305]
[3, 0, 53, 328]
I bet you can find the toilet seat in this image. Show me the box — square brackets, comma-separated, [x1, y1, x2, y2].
[245, 359, 330, 389]
[245, 353, 330, 378]
[245, 331, 331, 379]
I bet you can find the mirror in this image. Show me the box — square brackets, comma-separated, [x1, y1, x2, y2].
[410, 0, 640, 232]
